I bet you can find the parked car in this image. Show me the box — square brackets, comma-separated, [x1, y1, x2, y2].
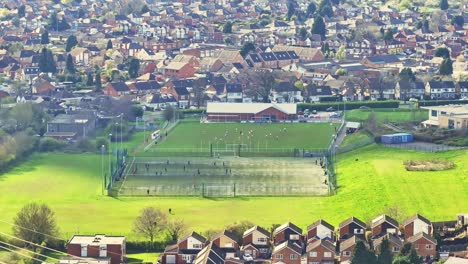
[330, 112, 342, 118]
[243, 254, 254, 261]
[312, 110, 317, 114]
[326, 107, 335, 112]
[359, 106, 370, 109]
[409, 98, 419, 102]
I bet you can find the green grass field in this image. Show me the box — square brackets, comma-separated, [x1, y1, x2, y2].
[152, 120, 339, 151]
[341, 131, 373, 148]
[0, 145, 467, 242]
[345, 108, 428, 124]
[118, 156, 328, 196]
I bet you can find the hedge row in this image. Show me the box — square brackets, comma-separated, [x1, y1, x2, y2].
[181, 109, 205, 114]
[298, 100, 400, 111]
[418, 100, 468, 107]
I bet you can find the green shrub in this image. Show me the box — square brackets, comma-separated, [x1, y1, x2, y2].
[95, 138, 109, 152]
[38, 138, 67, 152]
[298, 100, 399, 111]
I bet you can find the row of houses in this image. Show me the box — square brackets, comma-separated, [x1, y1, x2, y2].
[61, 213, 468, 264]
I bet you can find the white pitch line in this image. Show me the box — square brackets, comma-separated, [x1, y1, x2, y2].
[118, 156, 136, 194]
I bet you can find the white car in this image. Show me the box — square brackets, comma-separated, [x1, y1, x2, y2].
[243, 254, 254, 261]
[409, 98, 418, 102]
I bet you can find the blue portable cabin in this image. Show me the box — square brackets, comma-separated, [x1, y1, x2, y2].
[381, 133, 413, 144]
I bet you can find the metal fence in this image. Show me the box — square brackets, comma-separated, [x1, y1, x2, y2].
[117, 183, 328, 197]
[380, 142, 462, 152]
[337, 138, 375, 154]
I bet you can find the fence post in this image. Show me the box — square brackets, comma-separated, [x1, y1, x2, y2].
[233, 183, 236, 197]
[202, 183, 205, 197]
[210, 143, 213, 157]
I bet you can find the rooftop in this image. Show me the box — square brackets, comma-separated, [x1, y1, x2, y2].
[69, 234, 125, 245]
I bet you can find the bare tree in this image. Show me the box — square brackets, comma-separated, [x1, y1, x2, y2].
[13, 203, 59, 249]
[249, 71, 276, 103]
[384, 204, 405, 222]
[166, 219, 188, 243]
[133, 207, 168, 247]
[192, 78, 207, 108]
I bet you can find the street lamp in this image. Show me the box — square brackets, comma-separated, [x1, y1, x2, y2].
[108, 133, 112, 189]
[101, 144, 106, 195]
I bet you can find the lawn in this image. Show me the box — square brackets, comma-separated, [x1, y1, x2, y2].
[340, 131, 373, 148]
[151, 120, 339, 152]
[345, 108, 428, 124]
[0, 146, 467, 242]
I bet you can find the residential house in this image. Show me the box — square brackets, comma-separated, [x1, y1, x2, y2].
[271, 241, 302, 264]
[159, 231, 207, 264]
[306, 85, 333, 103]
[193, 242, 225, 264]
[271, 81, 302, 103]
[145, 93, 178, 110]
[45, 112, 95, 139]
[162, 62, 196, 79]
[271, 45, 324, 63]
[402, 214, 433, 240]
[371, 215, 399, 239]
[162, 85, 191, 108]
[273, 222, 303, 245]
[339, 217, 366, 240]
[305, 239, 336, 264]
[372, 234, 403, 255]
[31, 76, 55, 95]
[457, 81, 468, 98]
[104, 82, 131, 97]
[339, 236, 365, 263]
[395, 80, 426, 100]
[406, 232, 437, 261]
[241, 226, 271, 259]
[211, 230, 239, 260]
[70, 47, 90, 65]
[129, 81, 161, 94]
[226, 83, 243, 103]
[425, 81, 457, 99]
[306, 219, 335, 242]
[66, 234, 126, 264]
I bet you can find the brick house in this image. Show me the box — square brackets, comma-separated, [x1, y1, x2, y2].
[339, 236, 366, 262]
[159, 231, 207, 264]
[406, 232, 437, 261]
[211, 230, 239, 260]
[339, 217, 367, 240]
[104, 82, 131, 97]
[272, 241, 302, 264]
[372, 234, 403, 255]
[162, 62, 196, 79]
[194, 242, 225, 264]
[273, 222, 303, 245]
[241, 225, 271, 259]
[306, 239, 336, 264]
[371, 215, 399, 239]
[402, 214, 433, 240]
[161, 86, 190, 109]
[66, 234, 126, 264]
[306, 219, 335, 242]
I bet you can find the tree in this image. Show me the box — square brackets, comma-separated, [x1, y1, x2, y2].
[451, 15, 464, 27]
[141, 4, 150, 14]
[192, 78, 207, 109]
[408, 248, 421, 264]
[377, 238, 393, 264]
[86, 72, 94, 86]
[399, 68, 416, 82]
[384, 29, 393, 41]
[336, 68, 347, 76]
[240, 42, 255, 57]
[66, 54, 75, 74]
[166, 219, 188, 243]
[251, 71, 276, 103]
[223, 21, 233, 33]
[128, 58, 140, 79]
[439, 58, 453, 75]
[435, 47, 450, 58]
[48, 12, 70, 31]
[287, 2, 296, 21]
[439, 0, 448, 10]
[38, 48, 56, 73]
[163, 106, 175, 121]
[318, 0, 333, 17]
[351, 241, 377, 264]
[225, 221, 255, 245]
[133, 207, 168, 248]
[131, 105, 144, 118]
[95, 72, 102, 91]
[106, 40, 113, 50]
[392, 256, 411, 264]
[41, 30, 49, 44]
[312, 15, 326, 38]
[65, 35, 78, 52]
[18, 5, 25, 18]
[13, 203, 59, 248]
[307, 2, 316, 17]
[335, 45, 346, 60]
[299, 27, 308, 39]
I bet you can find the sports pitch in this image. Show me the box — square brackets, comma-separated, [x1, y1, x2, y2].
[116, 156, 329, 196]
[146, 120, 340, 153]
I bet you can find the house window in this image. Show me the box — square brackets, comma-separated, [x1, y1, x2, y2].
[99, 245, 107, 257]
[324, 252, 332, 257]
[290, 254, 298, 260]
[354, 229, 364, 234]
[290, 234, 300, 240]
[425, 245, 432, 250]
[431, 110, 437, 117]
[257, 237, 267, 243]
[309, 252, 317, 257]
[276, 254, 283, 260]
[193, 244, 203, 249]
[259, 248, 268, 253]
[343, 251, 351, 257]
[245, 250, 252, 255]
[392, 247, 400, 252]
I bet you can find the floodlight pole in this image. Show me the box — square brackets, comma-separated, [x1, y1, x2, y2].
[108, 133, 112, 190]
[101, 145, 105, 195]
